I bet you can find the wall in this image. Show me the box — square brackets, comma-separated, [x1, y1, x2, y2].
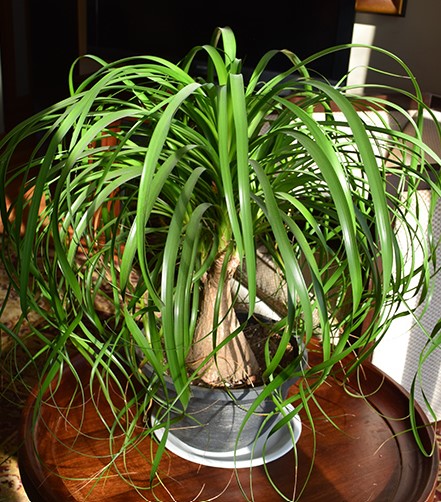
[0, 0, 77, 132]
[2, 1, 441, 131]
[0, 0, 31, 132]
[349, 0, 441, 95]
[0, 48, 4, 135]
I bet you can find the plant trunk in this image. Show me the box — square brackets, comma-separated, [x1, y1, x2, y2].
[186, 252, 259, 387]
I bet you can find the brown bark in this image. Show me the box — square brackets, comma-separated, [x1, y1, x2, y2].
[185, 252, 259, 387]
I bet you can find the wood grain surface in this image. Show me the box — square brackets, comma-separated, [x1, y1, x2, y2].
[18, 349, 439, 502]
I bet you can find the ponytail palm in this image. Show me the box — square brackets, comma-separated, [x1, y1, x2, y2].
[0, 26, 440, 477]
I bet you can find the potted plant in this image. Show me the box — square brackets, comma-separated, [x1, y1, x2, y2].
[0, 26, 439, 497]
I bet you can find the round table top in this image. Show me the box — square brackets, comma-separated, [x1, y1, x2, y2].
[19, 351, 438, 501]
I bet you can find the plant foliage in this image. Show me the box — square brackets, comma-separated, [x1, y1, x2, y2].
[0, 26, 440, 498]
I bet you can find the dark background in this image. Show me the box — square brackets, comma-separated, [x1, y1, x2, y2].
[0, 0, 355, 132]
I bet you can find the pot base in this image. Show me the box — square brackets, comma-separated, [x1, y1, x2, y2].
[151, 404, 301, 468]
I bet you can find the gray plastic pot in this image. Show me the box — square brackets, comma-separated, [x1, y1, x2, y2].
[139, 334, 305, 454]
[147, 369, 301, 453]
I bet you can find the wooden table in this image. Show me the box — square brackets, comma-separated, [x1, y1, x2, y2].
[19, 352, 438, 501]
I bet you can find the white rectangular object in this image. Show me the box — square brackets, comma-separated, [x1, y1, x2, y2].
[372, 189, 441, 420]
